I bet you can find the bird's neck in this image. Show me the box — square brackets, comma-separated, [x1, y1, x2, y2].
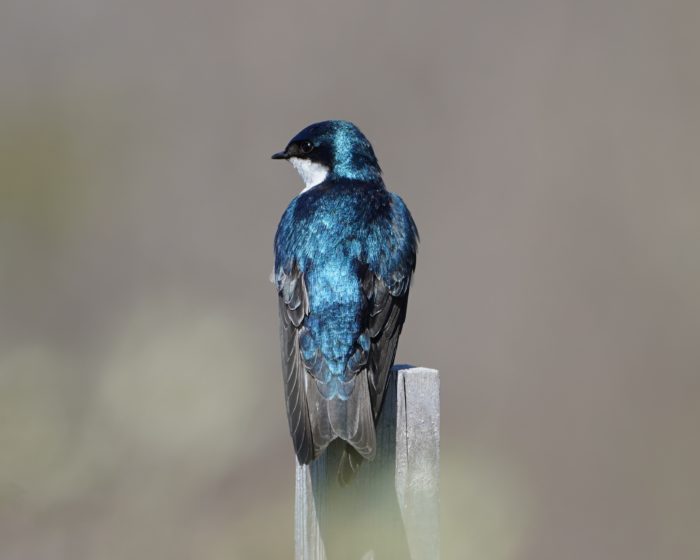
[331, 164, 382, 184]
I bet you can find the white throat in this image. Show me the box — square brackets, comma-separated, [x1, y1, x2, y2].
[289, 157, 329, 192]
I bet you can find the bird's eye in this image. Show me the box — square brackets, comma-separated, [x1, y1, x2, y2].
[299, 140, 314, 154]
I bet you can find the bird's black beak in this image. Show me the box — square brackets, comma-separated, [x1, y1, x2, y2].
[271, 150, 289, 160]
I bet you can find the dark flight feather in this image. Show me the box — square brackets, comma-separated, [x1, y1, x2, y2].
[278, 265, 314, 464]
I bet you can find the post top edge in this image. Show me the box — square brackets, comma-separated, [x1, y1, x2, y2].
[392, 365, 439, 375]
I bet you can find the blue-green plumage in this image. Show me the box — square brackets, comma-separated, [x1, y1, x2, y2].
[272, 121, 418, 482]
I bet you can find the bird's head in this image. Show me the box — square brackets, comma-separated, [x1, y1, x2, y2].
[272, 120, 382, 191]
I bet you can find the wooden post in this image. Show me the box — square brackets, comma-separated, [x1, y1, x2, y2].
[295, 366, 440, 560]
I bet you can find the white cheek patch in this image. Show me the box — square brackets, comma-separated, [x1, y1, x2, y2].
[289, 157, 329, 192]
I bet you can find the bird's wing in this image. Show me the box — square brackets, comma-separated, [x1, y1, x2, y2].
[363, 192, 418, 418]
[277, 263, 315, 464]
[362, 269, 410, 419]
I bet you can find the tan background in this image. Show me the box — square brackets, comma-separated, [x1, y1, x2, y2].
[1, 1, 699, 558]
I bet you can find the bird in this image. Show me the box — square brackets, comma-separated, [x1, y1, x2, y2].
[272, 120, 418, 483]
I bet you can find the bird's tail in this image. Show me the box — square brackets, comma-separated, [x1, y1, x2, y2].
[308, 369, 376, 483]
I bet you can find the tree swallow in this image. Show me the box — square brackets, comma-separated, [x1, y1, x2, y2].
[272, 120, 418, 483]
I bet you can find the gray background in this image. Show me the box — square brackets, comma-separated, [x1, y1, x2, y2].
[1, 1, 698, 558]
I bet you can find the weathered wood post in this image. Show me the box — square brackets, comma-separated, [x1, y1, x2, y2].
[295, 366, 440, 560]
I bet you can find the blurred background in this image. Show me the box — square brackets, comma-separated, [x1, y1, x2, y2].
[1, 1, 699, 558]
